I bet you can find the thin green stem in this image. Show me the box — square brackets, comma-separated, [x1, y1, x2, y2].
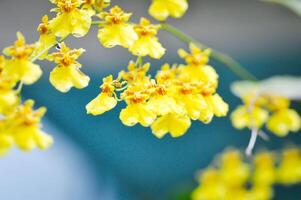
[30, 35, 69, 62]
[160, 23, 258, 81]
[113, 92, 122, 101]
[135, 56, 143, 67]
[115, 84, 128, 92]
[91, 21, 106, 26]
[16, 81, 23, 94]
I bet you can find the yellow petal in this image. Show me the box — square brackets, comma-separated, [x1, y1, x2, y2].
[5, 59, 42, 85]
[35, 131, 53, 150]
[267, 109, 301, 137]
[0, 134, 14, 156]
[231, 105, 268, 129]
[151, 113, 191, 138]
[149, 0, 188, 21]
[0, 90, 19, 115]
[179, 65, 218, 87]
[253, 152, 276, 185]
[148, 0, 169, 21]
[167, 0, 188, 18]
[130, 36, 165, 59]
[178, 94, 207, 120]
[148, 95, 184, 116]
[14, 127, 36, 151]
[198, 108, 214, 124]
[248, 185, 273, 200]
[70, 67, 90, 89]
[50, 66, 90, 93]
[86, 93, 117, 115]
[205, 94, 229, 117]
[21, 62, 42, 85]
[277, 148, 301, 184]
[98, 24, 138, 48]
[119, 103, 156, 127]
[50, 9, 92, 38]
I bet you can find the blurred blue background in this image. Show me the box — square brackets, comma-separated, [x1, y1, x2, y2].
[0, 0, 300, 199]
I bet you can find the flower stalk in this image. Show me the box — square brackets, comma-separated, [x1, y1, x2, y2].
[160, 23, 258, 81]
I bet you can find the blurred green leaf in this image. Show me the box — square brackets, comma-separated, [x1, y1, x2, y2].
[231, 76, 301, 100]
[262, 0, 301, 16]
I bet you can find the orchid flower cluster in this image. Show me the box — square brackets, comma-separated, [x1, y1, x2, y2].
[231, 93, 301, 155]
[0, 0, 299, 164]
[192, 147, 301, 200]
[0, 33, 53, 155]
[0, 0, 301, 199]
[86, 43, 228, 138]
[0, 0, 197, 155]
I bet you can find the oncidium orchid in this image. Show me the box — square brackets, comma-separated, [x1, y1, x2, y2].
[86, 43, 228, 138]
[192, 147, 301, 200]
[231, 93, 301, 155]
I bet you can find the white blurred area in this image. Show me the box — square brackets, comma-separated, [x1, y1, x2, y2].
[0, 120, 119, 200]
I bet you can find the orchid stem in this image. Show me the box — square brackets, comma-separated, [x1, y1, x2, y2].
[160, 23, 258, 81]
[246, 128, 258, 156]
[30, 35, 69, 62]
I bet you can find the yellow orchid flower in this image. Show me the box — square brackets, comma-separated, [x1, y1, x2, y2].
[120, 84, 156, 127]
[219, 150, 250, 187]
[50, 0, 93, 38]
[149, 0, 188, 21]
[86, 75, 118, 115]
[0, 100, 53, 154]
[130, 18, 165, 59]
[48, 43, 90, 92]
[267, 108, 301, 137]
[231, 105, 269, 129]
[277, 148, 301, 185]
[3, 32, 42, 85]
[97, 6, 138, 48]
[252, 152, 276, 185]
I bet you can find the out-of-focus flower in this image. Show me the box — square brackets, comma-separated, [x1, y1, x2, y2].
[97, 6, 138, 48]
[48, 42, 90, 92]
[50, 0, 93, 38]
[252, 152, 276, 186]
[192, 168, 227, 200]
[219, 150, 250, 187]
[0, 100, 53, 155]
[3, 32, 42, 85]
[192, 147, 301, 200]
[0, 56, 19, 115]
[231, 105, 269, 129]
[148, 0, 188, 21]
[277, 148, 301, 185]
[130, 18, 165, 59]
[231, 93, 300, 155]
[267, 108, 301, 137]
[248, 185, 273, 200]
